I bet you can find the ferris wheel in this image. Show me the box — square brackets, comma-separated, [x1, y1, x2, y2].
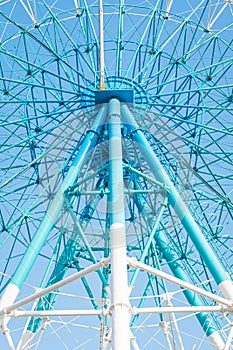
[0, 1, 233, 349]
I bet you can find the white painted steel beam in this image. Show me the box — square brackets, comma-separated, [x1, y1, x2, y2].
[128, 258, 233, 308]
[0, 258, 110, 315]
[133, 305, 227, 314]
[12, 309, 104, 318]
[108, 98, 131, 350]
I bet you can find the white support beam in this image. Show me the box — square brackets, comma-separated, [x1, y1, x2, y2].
[16, 298, 39, 350]
[103, 328, 112, 350]
[19, 0, 36, 23]
[224, 326, 233, 350]
[2, 327, 15, 350]
[12, 309, 104, 318]
[130, 330, 140, 350]
[133, 305, 227, 314]
[0, 258, 110, 315]
[128, 258, 233, 308]
[165, 0, 173, 18]
[207, 3, 228, 30]
[74, 0, 81, 15]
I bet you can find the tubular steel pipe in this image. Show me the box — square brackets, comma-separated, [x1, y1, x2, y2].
[108, 98, 131, 350]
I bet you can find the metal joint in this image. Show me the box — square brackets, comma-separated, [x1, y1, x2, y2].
[86, 129, 100, 138]
[127, 257, 138, 267]
[129, 128, 142, 138]
[108, 302, 132, 316]
[109, 113, 121, 119]
[100, 257, 110, 268]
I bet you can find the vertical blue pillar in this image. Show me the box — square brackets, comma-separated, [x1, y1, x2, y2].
[109, 100, 125, 224]
[108, 99, 131, 350]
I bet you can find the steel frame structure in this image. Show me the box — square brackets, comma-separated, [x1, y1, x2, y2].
[0, 1, 233, 349]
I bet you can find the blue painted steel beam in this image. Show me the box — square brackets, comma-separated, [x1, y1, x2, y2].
[109, 99, 125, 225]
[28, 178, 108, 332]
[9, 105, 107, 289]
[133, 192, 217, 336]
[130, 198, 168, 287]
[121, 103, 231, 291]
[108, 98, 131, 350]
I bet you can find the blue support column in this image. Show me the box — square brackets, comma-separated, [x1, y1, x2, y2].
[108, 99, 131, 350]
[121, 104, 233, 302]
[109, 100, 125, 225]
[0, 105, 107, 310]
[132, 193, 220, 340]
[28, 178, 108, 333]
